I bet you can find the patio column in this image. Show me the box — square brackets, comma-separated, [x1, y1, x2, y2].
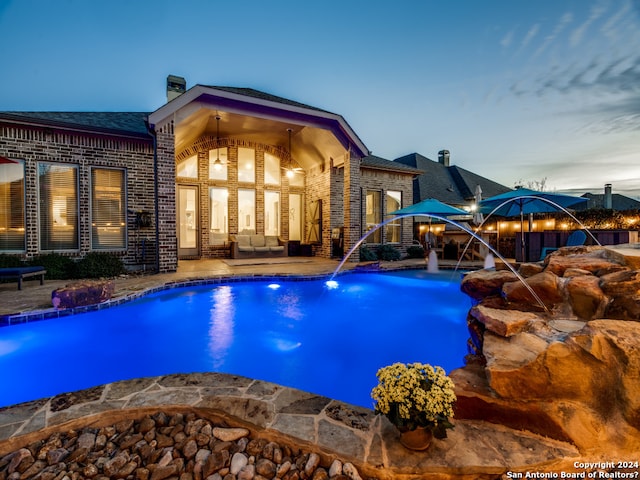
[155, 120, 178, 273]
[343, 147, 362, 262]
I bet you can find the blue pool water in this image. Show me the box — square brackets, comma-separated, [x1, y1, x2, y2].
[0, 270, 472, 409]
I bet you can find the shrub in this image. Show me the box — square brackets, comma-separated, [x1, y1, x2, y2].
[28, 253, 78, 280]
[359, 246, 378, 261]
[0, 254, 24, 268]
[76, 252, 125, 279]
[406, 245, 425, 259]
[377, 244, 401, 261]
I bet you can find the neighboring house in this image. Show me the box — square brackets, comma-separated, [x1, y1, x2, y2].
[577, 184, 640, 211]
[0, 76, 420, 272]
[394, 150, 511, 208]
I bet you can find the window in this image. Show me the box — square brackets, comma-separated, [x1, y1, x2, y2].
[91, 168, 126, 250]
[0, 158, 25, 251]
[264, 191, 280, 236]
[289, 193, 302, 241]
[238, 189, 256, 234]
[238, 147, 255, 183]
[365, 190, 381, 244]
[209, 187, 228, 245]
[209, 148, 228, 180]
[264, 152, 280, 185]
[385, 190, 402, 243]
[39, 163, 79, 250]
[288, 170, 305, 187]
[177, 154, 198, 178]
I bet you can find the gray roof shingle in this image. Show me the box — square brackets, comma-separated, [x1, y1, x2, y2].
[0, 112, 151, 137]
[578, 193, 640, 211]
[394, 152, 511, 206]
[361, 154, 422, 174]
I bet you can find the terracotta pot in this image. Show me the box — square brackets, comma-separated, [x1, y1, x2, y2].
[399, 426, 433, 451]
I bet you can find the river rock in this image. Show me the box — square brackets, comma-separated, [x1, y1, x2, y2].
[212, 427, 250, 442]
[230, 452, 248, 475]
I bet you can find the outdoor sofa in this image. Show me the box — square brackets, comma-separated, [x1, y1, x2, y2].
[229, 234, 288, 259]
[0, 266, 47, 290]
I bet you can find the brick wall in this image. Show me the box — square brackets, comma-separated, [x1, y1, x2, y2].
[360, 166, 415, 254]
[0, 122, 158, 270]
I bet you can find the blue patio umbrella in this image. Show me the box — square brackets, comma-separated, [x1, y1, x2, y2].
[389, 198, 469, 217]
[479, 187, 588, 261]
[390, 198, 470, 250]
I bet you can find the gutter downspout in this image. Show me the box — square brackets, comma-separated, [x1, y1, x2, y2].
[145, 119, 161, 274]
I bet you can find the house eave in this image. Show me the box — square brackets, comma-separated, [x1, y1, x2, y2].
[148, 85, 370, 157]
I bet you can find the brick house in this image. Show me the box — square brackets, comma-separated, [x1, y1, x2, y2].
[0, 77, 420, 272]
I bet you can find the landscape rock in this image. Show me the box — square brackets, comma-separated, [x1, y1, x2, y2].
[565, 274, 609, 320]
[502, 271, 564, 310]
[460, 269, 518, 300]
[455, 246, 640, 453]
[470, 305, 539, 337]
[0, 413, 363, 480]
[52, 280, 115, 308]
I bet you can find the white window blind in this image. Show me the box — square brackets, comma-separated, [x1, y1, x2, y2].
[91, 168, 126, 249]
[0, 159, 25, 251]
[39, 163, 79, 251]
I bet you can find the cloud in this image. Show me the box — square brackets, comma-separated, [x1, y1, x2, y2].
[500, 28, 515, 48]
[520, 23, 540, 49]
[534, 12, 573, 57]
[570, 4, 607, 47]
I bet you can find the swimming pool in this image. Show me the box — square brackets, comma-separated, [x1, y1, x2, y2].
[0, 270, 472, 409]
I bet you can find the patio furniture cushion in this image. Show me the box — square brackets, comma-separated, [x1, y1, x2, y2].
[265, 236, 279, 247]
[251, 235, 266, 247]
[237, 235, 251, 247]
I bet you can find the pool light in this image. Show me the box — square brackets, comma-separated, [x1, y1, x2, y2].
[325, 280, 339, 289]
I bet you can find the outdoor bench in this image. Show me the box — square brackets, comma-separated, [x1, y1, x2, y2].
[0, 266, 47, 290]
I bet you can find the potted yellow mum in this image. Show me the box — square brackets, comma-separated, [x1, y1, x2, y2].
[371, 362, 456, 450]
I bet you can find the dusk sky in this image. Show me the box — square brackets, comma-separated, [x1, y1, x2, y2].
[1, 0, 639, 197]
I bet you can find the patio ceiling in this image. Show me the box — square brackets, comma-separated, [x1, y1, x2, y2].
[149, 85, 369, 172]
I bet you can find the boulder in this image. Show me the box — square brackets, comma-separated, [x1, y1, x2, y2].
[600, 270, 640, 320]
[455, 247, 640, 454]
[565, 274, 609, 320]
[460, 269, 518, 301]
[470, 305, 540, 337]
[502, 271, 564, 310]
[545, 247, 627, 277]
[52, 280, 115, 309]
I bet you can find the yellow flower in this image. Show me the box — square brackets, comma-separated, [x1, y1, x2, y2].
[371, 362, 457, 437]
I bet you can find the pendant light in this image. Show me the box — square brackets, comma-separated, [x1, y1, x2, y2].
[286, 128, 294, 179]
[213, 115, 222, 171]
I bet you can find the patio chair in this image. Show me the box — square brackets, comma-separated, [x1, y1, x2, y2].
[539, 230, 587, 260]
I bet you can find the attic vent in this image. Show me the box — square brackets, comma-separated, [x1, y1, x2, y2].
[167, 75, 186, 102]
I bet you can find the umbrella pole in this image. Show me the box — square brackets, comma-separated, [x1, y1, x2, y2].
[520, 209, 525, 262]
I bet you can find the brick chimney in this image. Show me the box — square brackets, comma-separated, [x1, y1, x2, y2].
[167, 75, 186, 102]
[604, 183, 612, 209]
[438, 150, 450, 166]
